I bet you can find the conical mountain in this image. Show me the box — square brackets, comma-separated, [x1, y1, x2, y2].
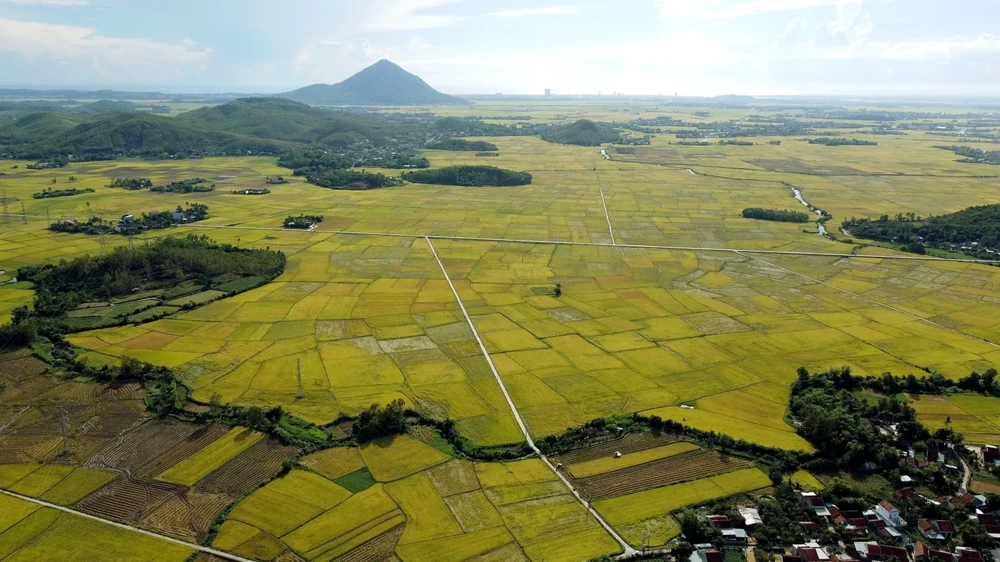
[281, 59, 468, 106]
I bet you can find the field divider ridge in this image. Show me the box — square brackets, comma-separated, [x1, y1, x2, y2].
[424, 236, 640, 558]
[0, 487, 258, 562]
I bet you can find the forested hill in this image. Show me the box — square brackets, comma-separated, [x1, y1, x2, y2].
[281, 59, 469, 106]
[540, 119, 619, 146]
[842, 204, 1000, 255]
[176, 98, 380, 146]
[0, 111, 289, 159]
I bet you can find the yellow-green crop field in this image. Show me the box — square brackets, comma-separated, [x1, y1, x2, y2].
[909, 393, 1000, 444]
[219, 437, 621, 562]
[0, 494, 193, 561]
[5, 100, 1000, 559]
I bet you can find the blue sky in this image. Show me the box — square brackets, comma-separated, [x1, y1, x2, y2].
[0, 0, 998, 95]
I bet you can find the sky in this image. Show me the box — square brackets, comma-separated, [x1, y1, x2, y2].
[0, 0, 998, 96]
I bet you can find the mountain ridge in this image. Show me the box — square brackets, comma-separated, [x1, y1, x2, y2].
[281, 59, 469, 106]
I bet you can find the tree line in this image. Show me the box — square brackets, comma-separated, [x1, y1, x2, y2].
[742, 207, 811, 223]
[402, 165, 532, 187]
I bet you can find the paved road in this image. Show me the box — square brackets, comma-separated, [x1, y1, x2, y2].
[0, 488, 257, 562]
[426, 237, 640, 558]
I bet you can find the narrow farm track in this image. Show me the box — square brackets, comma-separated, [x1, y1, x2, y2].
[178, 222, 1000, 264]
[0, 488, 257, 562]
[425, 237, 640, 558]
[6, 212, 1000, 264]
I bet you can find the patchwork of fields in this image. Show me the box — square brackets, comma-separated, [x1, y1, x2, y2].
[5, 101, 1000, 559]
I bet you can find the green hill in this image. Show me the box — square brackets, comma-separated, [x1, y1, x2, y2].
[178, 97, 377, 146]
[540, 119, 619, 146]
[0, 111, 288, 159]
[282, 60, 468, 106]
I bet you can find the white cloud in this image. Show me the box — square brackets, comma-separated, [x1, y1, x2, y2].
[652, 0, 843, 19]
[362, 0, 466, 31]
[486, 6, 578, 17]
[0, 18, 210, 81]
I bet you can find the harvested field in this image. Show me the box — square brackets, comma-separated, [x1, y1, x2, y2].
[573, 449, 753, 501]
[0, 355, 47, 382]
[335, 523, 405, 562]
[157, 427, 263, 487]
[138, 423, 229, 479]
[568, 442, 700, 479]
[195, 438, 297, 496]
[141, 490, 234, 541]
[972, 479, 1000, 494]
[549, 432, 678, 466]
[85, 419, 202, 477]
[76, 477, 185, 522]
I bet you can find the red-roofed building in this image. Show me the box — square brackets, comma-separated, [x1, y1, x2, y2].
[918, 519, 955, 542]
[707, 515, 732, 529]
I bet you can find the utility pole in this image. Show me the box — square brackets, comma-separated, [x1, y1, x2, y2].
[20, 201, 27, 224]
[143, 230, 149, 248]
[296, 358, 304, 399]
[45, 207, 51, 226]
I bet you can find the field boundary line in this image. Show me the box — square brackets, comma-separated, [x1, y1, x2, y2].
[740, 251, 1000, 349]
[599, 186, 616, 245]
[424, 237, 639, 557]
[0, 488, 258, 562]
[7, 215, 1000, 264]
[179, 223, 1000, 265]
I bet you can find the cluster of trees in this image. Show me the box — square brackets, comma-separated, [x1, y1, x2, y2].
[50, 204, 208, 236]
[796, 364, 1000, 398]
[807, 138, 878, 146]
[283, 215, 323, 229]
[16, 234, 285, 317]
[32, 187, 94, 199]
[109, 177, 153, 189]
[352, 399, 407, 443]
[150, 178, 214, 193]
[842, 204, 1000, 253]
[677, 141, 711, 146]
[719, 140, 754, 146]
[935, 145, 1000, 165]
[302, 169, 402, 190]
[402, 165, 532, 187]
[426, 138, 498, 151]
[26, 156, 68, 169]
[474, 152, 499, 157]
[789, 367, 957, 473]
[742, 208, 810, 223]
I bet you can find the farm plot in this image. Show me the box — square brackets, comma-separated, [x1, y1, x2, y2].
[593, 467, 772, 548]
[572, 448, 753, 500]
[68, 234, 524, 447]
[909, 394, 1000, 445]
[0, 494, 193, 562]
[432, 240, 1000, 446]
[215, 435, 620, 562]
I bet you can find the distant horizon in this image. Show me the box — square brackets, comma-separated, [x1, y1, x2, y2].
[2, 1, 998, 97]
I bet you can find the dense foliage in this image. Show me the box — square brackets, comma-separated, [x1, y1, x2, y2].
[0, 111, 287, 160]
[302, 169, 402, 190]
[109, 177, 153, 189]
[402, 165, 532, 187]
[807, 138, 878, 146]
[150, 178, 214, 193]
[842, 204, 1000, 254]
[17, 234, 285, 317]
[742, 208, 810, 223]
[427, 138, 499, 151]
[50, 203, 209, 236]
[935, 145, 1000, 165]
[32, 187, 94, 199]
[352, 399, 408, 443]
[789, 367, 944, 472]
[283, 215, 323, 229]
[540, 119, 619, 146]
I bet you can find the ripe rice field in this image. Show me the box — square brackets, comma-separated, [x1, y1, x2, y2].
[219, 439, 621, 562]
[908, 393, 1000, 444]
[6, 101, 1000, 559]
